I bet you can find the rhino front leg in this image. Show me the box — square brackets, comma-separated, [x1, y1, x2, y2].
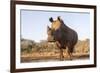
[60, 48, 64, 61]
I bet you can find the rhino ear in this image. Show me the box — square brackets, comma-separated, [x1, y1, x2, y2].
[49, 17, 53, 22]
[57, 16, 61, 21]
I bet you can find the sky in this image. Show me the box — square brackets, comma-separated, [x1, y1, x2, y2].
[21, 9, 90, 42]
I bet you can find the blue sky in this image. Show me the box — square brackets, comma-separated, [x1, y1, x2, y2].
[21, 9, 90, 42]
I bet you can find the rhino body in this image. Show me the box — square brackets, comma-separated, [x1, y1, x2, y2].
[47, 16, 78, 60]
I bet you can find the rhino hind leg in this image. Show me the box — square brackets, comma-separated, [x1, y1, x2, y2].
[68, 47, 74, 60]
[68, 52, 73, 60]
[60, 48, 64, 61]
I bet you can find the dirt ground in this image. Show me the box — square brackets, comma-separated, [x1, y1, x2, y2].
[21, 52, 89, 62]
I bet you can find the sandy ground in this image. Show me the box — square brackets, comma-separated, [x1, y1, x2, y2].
[21, 52, 89, 62]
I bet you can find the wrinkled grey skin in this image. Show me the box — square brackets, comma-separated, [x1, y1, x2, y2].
[47, 16, 78, 60]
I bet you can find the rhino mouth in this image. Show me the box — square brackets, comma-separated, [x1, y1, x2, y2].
[47, 37, 56, 42]
[48, 40, 55, 42]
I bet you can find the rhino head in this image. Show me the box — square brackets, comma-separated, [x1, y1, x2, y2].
[47, 16, 63, 42]
[47, 26, 55, 42]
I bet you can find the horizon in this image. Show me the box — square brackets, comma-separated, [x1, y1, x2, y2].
[21, 37, 90, 43]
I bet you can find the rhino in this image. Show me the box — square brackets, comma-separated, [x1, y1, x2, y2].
[47, 16, 78, 60]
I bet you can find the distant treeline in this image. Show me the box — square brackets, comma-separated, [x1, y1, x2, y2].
[21, 38, 90, 53]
